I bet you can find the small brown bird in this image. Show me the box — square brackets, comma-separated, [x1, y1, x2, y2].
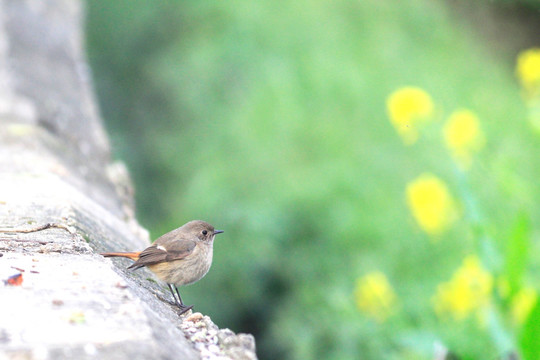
[101, 220, 223, 314]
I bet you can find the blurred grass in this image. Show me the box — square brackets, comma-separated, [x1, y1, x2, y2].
[86, 0, 540, 359]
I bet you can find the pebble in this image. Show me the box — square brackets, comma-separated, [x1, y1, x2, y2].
[180, 311, 257, 359]
[185, 312, 203, 322]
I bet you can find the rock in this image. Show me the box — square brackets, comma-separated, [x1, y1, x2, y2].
[0, 0, 257, 359]
[180, 313, 257, 360]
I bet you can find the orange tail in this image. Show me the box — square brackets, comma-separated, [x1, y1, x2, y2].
[100, 252, 141, 261]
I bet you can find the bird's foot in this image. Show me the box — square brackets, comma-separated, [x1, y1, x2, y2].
[177, 304, 194, 315]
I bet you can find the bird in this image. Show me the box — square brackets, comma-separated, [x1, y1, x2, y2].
[101, 220, 223, 314]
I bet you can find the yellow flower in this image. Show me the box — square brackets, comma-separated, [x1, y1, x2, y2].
[443, 109, 485, 168]
[387, 87, 434, 144]
[516, 48, 540, 92]
[406, 173, 457, 236]
[433, 255, 493, 321]
[354, 271, 397, 322]
[511, 287, 537, 325]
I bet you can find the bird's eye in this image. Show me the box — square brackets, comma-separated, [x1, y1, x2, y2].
[202, 230, 208, 235]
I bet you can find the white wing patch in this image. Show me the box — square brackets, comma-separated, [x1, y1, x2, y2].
[156, 245, 167, 251]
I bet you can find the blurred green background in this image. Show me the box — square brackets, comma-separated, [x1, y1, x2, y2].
[85, 1, 540, 359]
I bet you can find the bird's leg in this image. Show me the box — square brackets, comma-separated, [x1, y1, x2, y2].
[174, 286, 184, 305]
[167, 284, 182, 307]
[167, 284, 193, 315]
[175, 285, 194, 314]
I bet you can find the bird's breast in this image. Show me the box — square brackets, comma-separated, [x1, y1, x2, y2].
[150, 242, 214, 286]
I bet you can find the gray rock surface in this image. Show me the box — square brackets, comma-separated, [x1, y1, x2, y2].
[0, 1, 257, 359]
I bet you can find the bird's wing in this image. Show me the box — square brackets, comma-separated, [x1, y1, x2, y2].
[127, 239, 196, 270]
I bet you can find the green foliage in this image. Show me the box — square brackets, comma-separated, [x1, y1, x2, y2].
[520, 301, 540, 360]
[505, 213, 531, 297]
[86, 1, 540, 359]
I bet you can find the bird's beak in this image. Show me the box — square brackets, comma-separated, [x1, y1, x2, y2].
[214, 230, 224, 235]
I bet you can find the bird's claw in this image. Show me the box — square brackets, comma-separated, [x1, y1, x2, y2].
[177, 304, 194, 315]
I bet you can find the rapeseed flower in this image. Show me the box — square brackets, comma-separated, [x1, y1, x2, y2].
[433, 255, 493, 321]
[443, 109, 485, 168]
[406, 173, 457, 236]
[354, 271, 397, 322]
[387, 87, 434, 144]
[516, 48, 540, 93]
[511, 287, 537, 325]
